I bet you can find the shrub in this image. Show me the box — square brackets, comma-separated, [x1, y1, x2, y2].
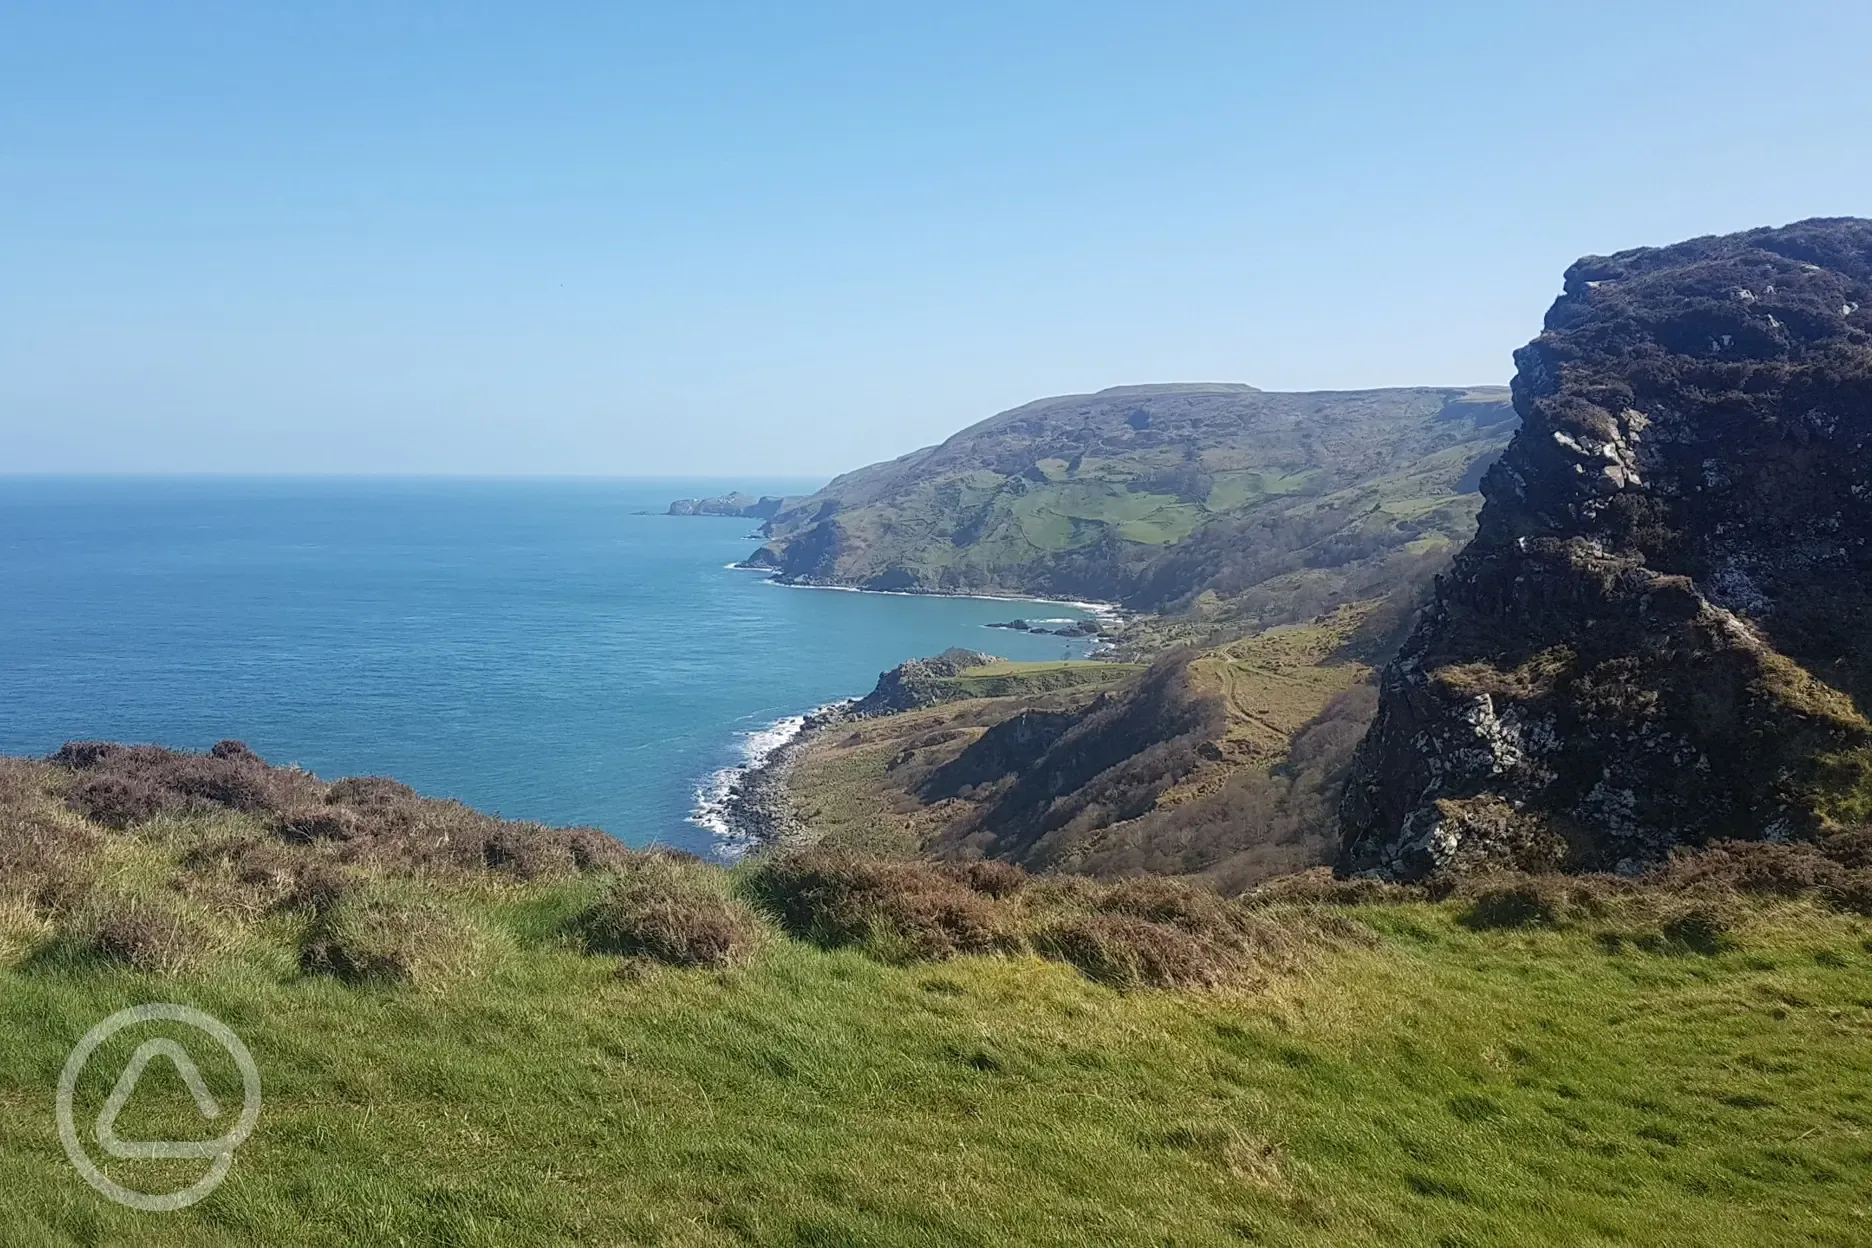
[68, 774, 168, 830]
[300, 891, 487, 987]
[76, 892, 219, 975]
[1460, 878, 1564, 929]
[577, 857, 764, 969]
[1657, 840, 1847, 898]
[1032, 915, 1222, 990]
[1247, 867, 1417, 907]
[285, 862, 354, 916]
[275, 806, 361, 844]
[52, 741, 318, 826]
[746, 851, 1021, 961]
[332, 795, 627, 882]
[0, 803, 101, 905]
[1820, 826, 1872, 870]
[1098, 876, 1256, 941]
[1659, 903, 1735, 954]
[942, 859, 1030, 899]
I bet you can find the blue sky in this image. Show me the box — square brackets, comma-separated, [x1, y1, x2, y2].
[3, 1, 1868, 477]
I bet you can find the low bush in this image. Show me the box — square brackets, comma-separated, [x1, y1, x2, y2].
[746, 851, 1022, 961]
[1460, 878, 1565, 929]
[52, 741, 319, 827]
[275, 806, 361, 844]
[1032, 914, 1223, 990]
[0, 807, 101, 908]
[72, 891, 220, 975]
[1658, 902, 1736, 954]
[1247, 867, 1417, 907]
[941, 859, 1030, 899]
[1453, 871, 1632, 930]
[47, 741, 629, 888]
[284, 862, 354, 916]
[1097, 876, 1256, 941]
[577, 856, 765, 969]
[1657, 839, 1847, 898]
[300, 890, 488, 987]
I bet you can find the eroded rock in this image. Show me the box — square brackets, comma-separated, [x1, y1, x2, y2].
[1340, 218, 1872, 879]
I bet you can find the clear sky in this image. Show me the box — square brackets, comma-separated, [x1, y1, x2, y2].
[3, 1, 1868, 477]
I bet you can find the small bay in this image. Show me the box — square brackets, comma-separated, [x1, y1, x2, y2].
[0, 477, 1097, 856]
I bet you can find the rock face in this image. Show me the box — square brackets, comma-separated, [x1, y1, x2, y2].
[1340, 218, 1872, 880]
[850, 649, 995, 717]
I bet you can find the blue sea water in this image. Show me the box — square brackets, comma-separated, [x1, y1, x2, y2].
[0, 477, 1099, 856]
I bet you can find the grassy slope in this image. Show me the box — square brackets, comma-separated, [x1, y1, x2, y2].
[750, 385, 1515, 611]
[4, 892, 1869, 1247]
[789, 611, 1374, 879]
[791, 663, 1140, 859]
[935, 659, 1146, 700]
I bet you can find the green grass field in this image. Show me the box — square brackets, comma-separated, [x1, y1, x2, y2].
[6, 889, 1870, 1247]
[938, 659, 1144, 700]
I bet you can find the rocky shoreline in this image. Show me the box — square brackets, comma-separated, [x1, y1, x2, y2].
[700, 700, 854, 856]
[701, 649, 1010, 855]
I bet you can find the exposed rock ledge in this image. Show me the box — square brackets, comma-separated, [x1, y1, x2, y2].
[1340, 218, 1872, 880]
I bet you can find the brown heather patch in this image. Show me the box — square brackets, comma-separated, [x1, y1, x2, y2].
[1246, 866, 1418, 907]
[72, 891, 222, 975]
[746, 851, 1022, 962]
[746, 848, 1352, 989]
[43, 740, 629, 886]
[577, 855, 766, 969]
[1031, 914, 1225, 990]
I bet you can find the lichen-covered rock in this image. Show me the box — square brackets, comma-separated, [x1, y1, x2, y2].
[1340, 218, 1872, 880]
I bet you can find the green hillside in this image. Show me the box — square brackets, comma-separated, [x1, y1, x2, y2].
[745, 384, 1516, 612]
[6, 749, 1871, 1247]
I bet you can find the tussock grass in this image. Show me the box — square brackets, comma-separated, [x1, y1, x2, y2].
[299, 886, 494, 988]
[576, 854, 767, 969]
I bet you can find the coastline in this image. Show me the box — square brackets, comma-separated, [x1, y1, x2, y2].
[689, 700, 855, 859]
[691, 574, 1124, 857]
[732, 565, 1123, 618]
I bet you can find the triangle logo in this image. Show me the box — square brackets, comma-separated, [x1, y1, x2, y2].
[94, 1038, 235, 1161]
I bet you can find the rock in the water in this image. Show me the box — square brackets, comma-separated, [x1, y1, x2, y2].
[1339, 218, 1872, 881]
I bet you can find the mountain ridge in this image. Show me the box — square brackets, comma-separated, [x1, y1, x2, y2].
[740, 382, 1517, 622]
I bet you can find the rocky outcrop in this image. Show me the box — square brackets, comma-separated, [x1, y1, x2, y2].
[1340, 218, 1872, 880]
[849, 649, 994, 717]
[667, 492, 791, 520]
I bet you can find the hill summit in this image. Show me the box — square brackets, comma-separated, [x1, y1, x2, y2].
[1341, 218, 1872, 879]
[744, 383, 1515, 617]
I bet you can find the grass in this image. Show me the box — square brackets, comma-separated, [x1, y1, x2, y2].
[8, 748, 1872, 1245]
[788, 612, 1371, 875]
[751, 385, 1516, 611]
[937, 660, 1144, 700]
[3, 894, 1869, 1246]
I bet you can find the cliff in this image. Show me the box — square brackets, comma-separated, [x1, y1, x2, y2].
[1340, 218, 1872, 880]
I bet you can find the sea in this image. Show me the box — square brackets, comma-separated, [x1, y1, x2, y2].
[0, 477, 1101, 857]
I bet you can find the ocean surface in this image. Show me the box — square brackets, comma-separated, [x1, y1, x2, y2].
[0, 477, 1099, 857]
